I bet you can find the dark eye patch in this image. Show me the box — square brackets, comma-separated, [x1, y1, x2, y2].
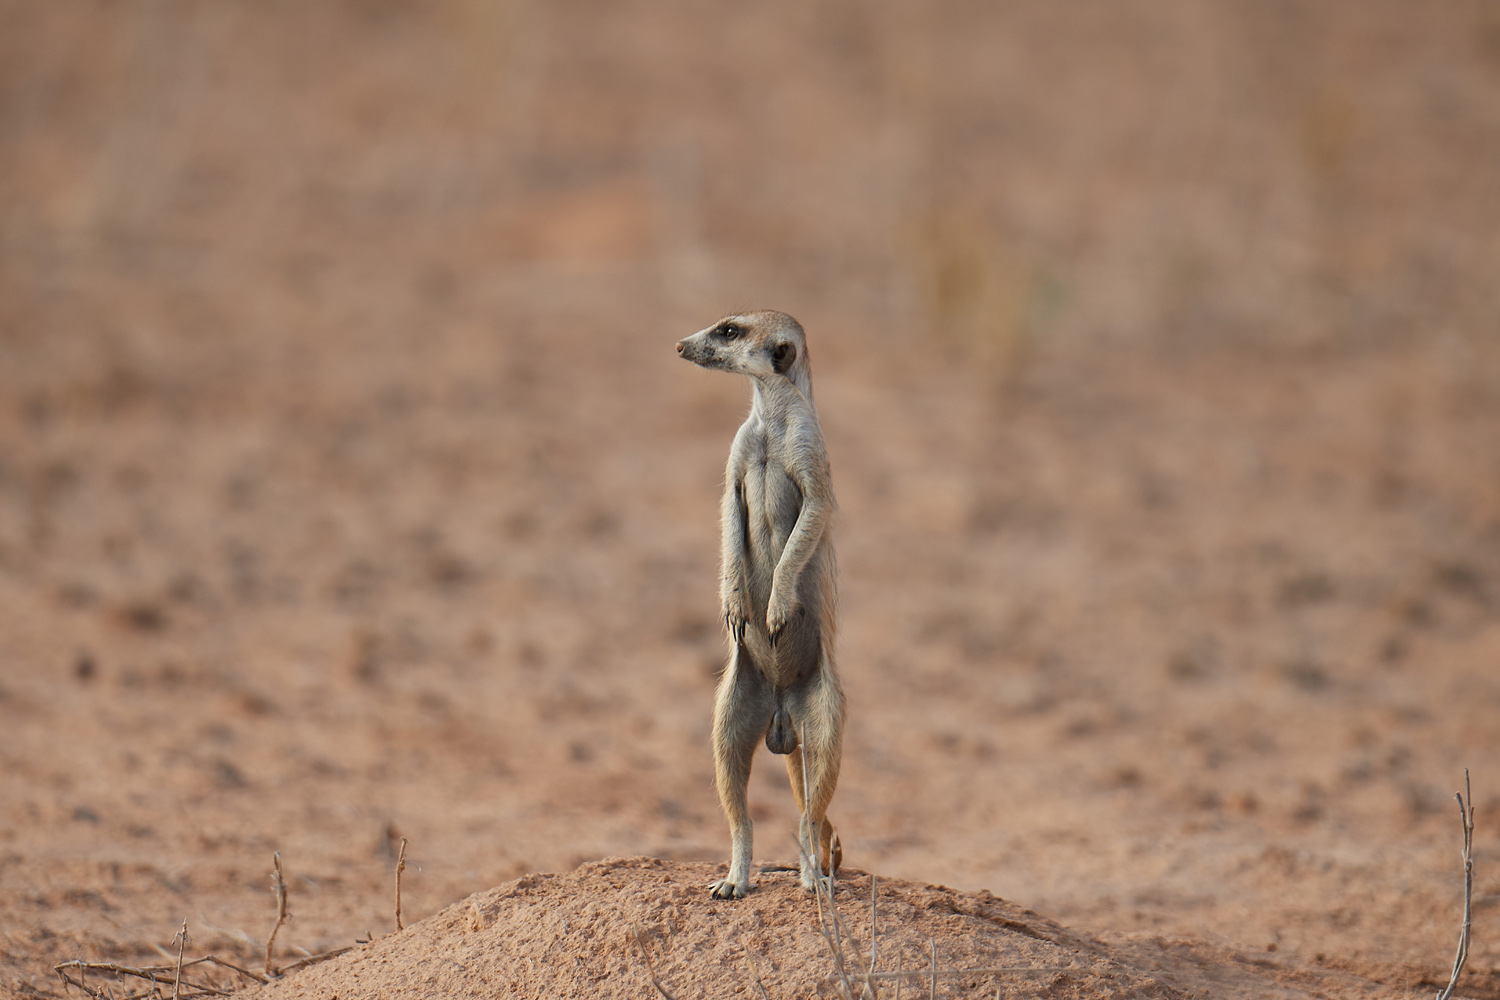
[719, 322, 741, 340]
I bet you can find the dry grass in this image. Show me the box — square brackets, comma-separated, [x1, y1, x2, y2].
[394, 837, 409, 934]
[1434, 770, 1476, 1000]
[789, 746, 1074, 1000]
[53, 851, 363, 998]
[771, 770, 1485, 998]
[262, 853, 287, 978]
[49, 773, 1483, 998]
[631, 924, 679, 1000]
[54, 955, 258, 999]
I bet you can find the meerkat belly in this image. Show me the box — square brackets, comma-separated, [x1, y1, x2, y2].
[740, 458, 820, 686]
[741, 460, 797, 597]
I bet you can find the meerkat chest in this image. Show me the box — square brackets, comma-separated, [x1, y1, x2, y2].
[741, 433, 803, 539]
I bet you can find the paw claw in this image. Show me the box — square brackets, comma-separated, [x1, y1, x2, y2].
[766, 600, 799, 646]
[724, 606, 749, 645]
[709, 879, 747, 899]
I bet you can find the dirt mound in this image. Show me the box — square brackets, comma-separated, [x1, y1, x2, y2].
[240, 857, 1394, 999]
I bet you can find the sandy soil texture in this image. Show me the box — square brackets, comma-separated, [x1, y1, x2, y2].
[3, 2, 1500, 998]
[242, 858, 1423, 999]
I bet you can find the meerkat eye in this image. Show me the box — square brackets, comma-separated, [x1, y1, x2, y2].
[720, 323, 741, 340]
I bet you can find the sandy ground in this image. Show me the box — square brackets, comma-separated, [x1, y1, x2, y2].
[3, 2, 1500, 997]
[243, 858, 1423, 999]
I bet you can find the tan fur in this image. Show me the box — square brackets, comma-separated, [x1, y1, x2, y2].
[676, 310, 846, 899]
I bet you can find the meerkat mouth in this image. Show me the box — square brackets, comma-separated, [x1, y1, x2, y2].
[674, 338, 717, 367]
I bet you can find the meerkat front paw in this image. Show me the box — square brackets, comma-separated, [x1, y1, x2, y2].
[723, 595, 750, 644]
[709, 878, 748, 899]
[766, 592, 801, 646]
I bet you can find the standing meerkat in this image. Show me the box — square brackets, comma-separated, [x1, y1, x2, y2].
[676, 310, 846, 899]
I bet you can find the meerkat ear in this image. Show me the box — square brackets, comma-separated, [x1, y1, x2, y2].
[771, 341, 797, 374]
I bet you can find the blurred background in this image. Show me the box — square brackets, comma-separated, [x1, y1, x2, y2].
[2, 0, 1498, 994]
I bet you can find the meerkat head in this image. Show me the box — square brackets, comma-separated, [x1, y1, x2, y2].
[675, 311, 809, 387]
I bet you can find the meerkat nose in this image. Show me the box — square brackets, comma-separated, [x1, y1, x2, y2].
[675, 341, 686, 354]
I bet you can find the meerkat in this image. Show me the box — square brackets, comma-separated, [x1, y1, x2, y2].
[676, 310, 846, 899]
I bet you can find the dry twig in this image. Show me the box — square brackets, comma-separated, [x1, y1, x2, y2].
[395, 837, 408, 933]
[55, 955, 266, 993]
[276, 946, 355, 974]
[172, 920, 188, 1000]
[789, 755, 1089, 1000]
[631, 923, 678, 1000]
[796, 803, 856, 999]
[737, 939, 772, 1000]
[859, 966, 1071, 983]
[50, 847, 363, 998]
[264, 852, 289, 977]
[825, 864, 853, 994]
[196, 955, 268, 985]
[53, 959, 234, 999]
[1435, 769, 1476, 1000]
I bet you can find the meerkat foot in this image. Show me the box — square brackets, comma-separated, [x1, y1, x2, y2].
[798, 831, 840, 891]
[709, 878, 749, 899]
[798, 862, 836, 892]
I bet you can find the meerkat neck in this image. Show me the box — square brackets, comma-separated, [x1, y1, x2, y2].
[751, 372, 815, 422]
[751, 346, 815, 415]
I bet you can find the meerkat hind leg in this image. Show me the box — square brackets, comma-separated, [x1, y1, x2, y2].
[783, 674, 844, 889]
[710, 648, 774, 899]
[785, 747, 839, 887]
